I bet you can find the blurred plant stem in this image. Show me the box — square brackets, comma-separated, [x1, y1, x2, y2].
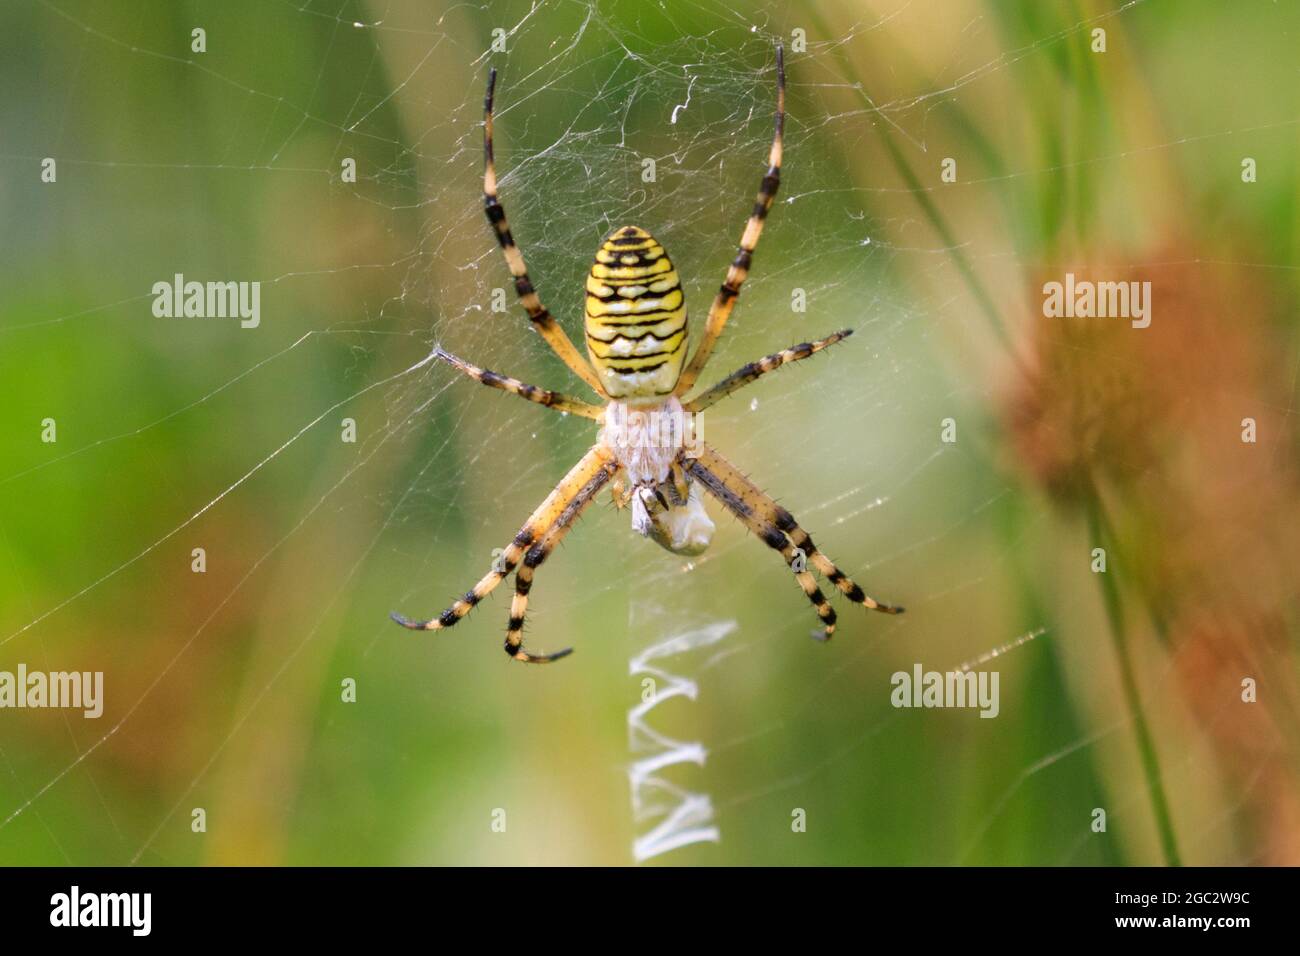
[1085, 488, 1182, 866]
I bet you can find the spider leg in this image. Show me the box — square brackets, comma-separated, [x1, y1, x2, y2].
[434, 347, 604, 420]
[673, 43, 784, 397]
[391, 445, 615, 633]
[684, 452, 838, 640]
[484, 69, 607, 397]
[684, 330, 853, 412]
[505, 456, 615, 663]
[694, 444, 903, 616]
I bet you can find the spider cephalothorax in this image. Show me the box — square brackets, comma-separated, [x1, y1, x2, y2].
[393, 44, 903, 663]
[599, 392, 715, 556]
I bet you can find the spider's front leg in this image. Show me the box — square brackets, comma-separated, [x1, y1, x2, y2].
[392, 445, 615, 664]
[504, 457, 615, 662]
[685, 444, 902, 640]
[686, 457, 838, 638]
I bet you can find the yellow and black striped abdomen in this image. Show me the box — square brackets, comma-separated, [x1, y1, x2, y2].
[585, 226, 687, 400]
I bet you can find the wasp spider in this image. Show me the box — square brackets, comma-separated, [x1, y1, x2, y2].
[393, 45, 903, 662]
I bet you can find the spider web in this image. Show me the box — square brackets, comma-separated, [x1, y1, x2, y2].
[1, 0, 1298, 866]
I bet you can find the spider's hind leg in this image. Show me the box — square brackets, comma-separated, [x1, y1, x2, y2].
[674, 43, 785, 396]
[482, 69, 606, 397]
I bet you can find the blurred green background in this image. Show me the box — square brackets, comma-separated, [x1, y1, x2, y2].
[2, 0, 1298, 865]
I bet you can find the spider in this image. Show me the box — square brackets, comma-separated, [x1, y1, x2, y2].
[392, 44, 903, 662]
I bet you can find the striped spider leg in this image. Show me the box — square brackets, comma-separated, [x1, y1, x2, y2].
[504, 452, 617, 661]
[660, 42, 899, 638]
[672, 44, 785, 397]
[684, 444, 903, 640]
[483, 68, 608, 397]
[684, 329, 854, 413]
[392, 445, 617, 663]
[431, 347, 604, 420]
